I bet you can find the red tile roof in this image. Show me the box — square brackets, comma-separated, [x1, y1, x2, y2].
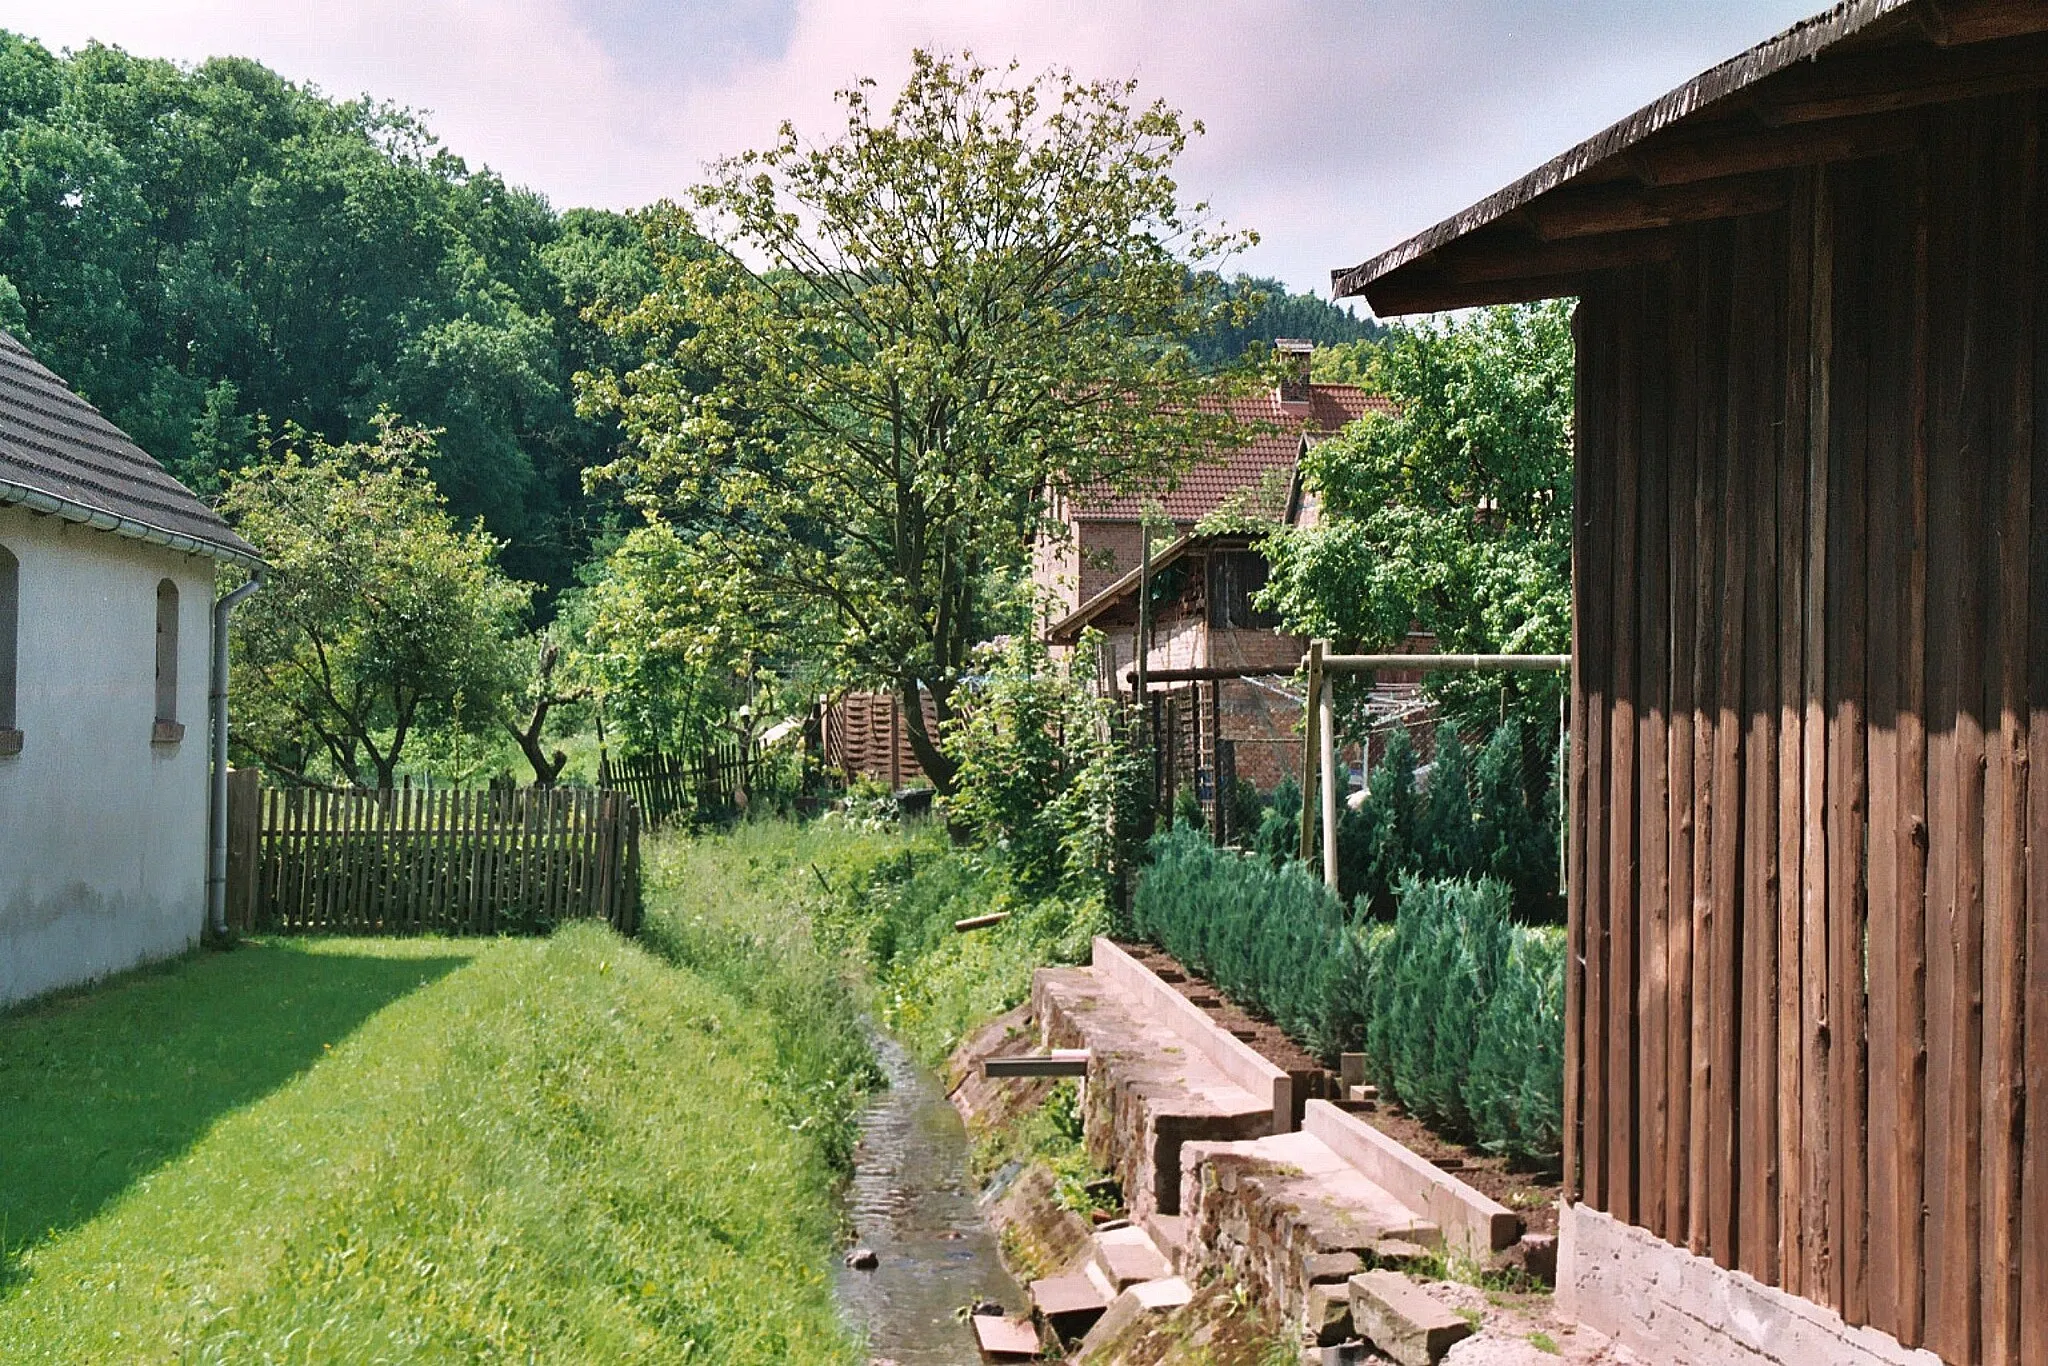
[1068, 383, 1391, 523]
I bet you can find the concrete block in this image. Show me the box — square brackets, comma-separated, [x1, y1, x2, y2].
[1307, 1281, 1354, 1345]
[1371, 1238, 1433, 1268]
[1556, 1203, 1942, 1366]
[1070, 1278, 1191, 1361]
[1348, 1270, 1475, 1366]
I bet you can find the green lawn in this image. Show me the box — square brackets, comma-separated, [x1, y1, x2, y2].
[0, 919, 868, 1364]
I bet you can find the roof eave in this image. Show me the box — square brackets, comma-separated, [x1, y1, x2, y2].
[0, 480, 264, 570]
[1331, 0, 1939, 313]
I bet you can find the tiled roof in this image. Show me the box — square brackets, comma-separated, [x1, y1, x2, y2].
[1070, 383, 1391, 523]
[0, 329, 257, 563]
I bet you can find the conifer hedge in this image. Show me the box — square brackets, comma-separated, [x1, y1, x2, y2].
[1133, 829, 1563, 1166]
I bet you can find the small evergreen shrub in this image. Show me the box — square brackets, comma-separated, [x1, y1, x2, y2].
[1131, 825, 1348, 1057]
[1130, 841, 1564, 1165]
[1254, 777, 1301, 865]
[1352, 875, 1563, 1166]
[1335, 721, 1561, 922]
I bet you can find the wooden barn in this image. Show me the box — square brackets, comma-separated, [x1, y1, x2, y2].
[1335, 2, 2048, 1363]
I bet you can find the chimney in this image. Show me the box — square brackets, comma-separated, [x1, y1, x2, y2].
[1275, 338, 1313, 408]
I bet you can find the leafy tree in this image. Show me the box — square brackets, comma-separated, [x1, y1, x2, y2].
[223, 420, 528, 788]
[1259, 301, 1573, 740]
[583, 52, 1255, 792]
[941, 631, 1144, 898]
[570, 521, 818, 759]
[500, 630, 588, 786]
[0, 32, 650, 600]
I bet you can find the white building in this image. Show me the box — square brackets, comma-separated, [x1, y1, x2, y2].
[0, 328, 261, 1007]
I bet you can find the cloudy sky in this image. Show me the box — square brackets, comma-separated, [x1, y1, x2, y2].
[0, 0, 1822, 301]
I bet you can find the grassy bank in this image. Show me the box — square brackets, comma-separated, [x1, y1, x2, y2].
[0, 912, 869, 1363]
[647, 816, 1102, 1069]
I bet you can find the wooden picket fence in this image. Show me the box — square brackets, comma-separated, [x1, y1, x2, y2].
[598, 739, 757, 830]
[226, 775, 641, 936]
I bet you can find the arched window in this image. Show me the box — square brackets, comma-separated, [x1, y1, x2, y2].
[154, 578, 179, 735]
[0, 544, 17, 749]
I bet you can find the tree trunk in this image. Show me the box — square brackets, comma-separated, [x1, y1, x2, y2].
[898, 678, 958, 794]
[506, 707, 567, 787]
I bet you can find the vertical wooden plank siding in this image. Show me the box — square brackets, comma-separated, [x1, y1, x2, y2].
[2023, 95, 2048, 1366]
[1608, 269, 1641, 1229]
[1565, 95, 2044, 1363]
[1857, 150, 1908, 1339]
[1686, 227, 1726, 1257]
[1775, 170, 1814, 1295]
[1799, 171, 1836, 1304]
[1662, 238, 1701, 1247]
[1734, 211, 1783, 1281]
[1635, 265, 1673, 1244]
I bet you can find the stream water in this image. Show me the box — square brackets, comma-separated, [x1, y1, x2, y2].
[836, 1022, 1024, 1365]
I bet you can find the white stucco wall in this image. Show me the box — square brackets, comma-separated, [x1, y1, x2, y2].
[0, 503, 217, 1006]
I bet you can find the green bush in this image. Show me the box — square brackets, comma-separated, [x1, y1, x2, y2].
[942, 630, 1147, 901]
[1131, 825, 1348, 1057]
[1254, 776, 1301, 865]
[1132, 830, 1563, 1166]
[1352, 875, 1563, 1166]
[1464, 929, 1565, 1162]
[1335, 721, 1561, 922]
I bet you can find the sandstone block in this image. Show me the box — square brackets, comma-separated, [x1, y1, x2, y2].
[1307, 1281, 1354, 1345]
[972, 1314, 1043, 1360]
[1301, 1250, 1365, 1284]
[1348, 1270, 1475, 1366]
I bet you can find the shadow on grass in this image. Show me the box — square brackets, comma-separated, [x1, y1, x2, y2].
[0, 941, 470, 1289]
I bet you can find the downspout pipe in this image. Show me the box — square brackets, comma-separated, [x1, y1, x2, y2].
[207, 567, 265, 937]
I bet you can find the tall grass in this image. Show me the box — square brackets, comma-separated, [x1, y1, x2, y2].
[649, 818, 1104, 1069]
[0, 924, 867, 1363]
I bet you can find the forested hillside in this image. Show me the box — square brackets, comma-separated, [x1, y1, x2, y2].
[0, 33, 655, 596]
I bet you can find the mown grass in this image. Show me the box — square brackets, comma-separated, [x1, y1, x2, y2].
[0, 911, 869, 1363]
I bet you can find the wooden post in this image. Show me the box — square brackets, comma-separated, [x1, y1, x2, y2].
[1136, 521, 1154, 715]
[225, 767, 260, 931]
[1320, 667, 1339, 892]
[1298, 640, 1324, 862]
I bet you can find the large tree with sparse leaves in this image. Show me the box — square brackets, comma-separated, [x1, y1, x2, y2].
[582, 52, 1256, 791]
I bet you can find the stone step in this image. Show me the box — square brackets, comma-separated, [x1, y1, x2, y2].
[1177, 1127, 1442, 1335]
[1031, 962, 1275, 1220]
[1303, 1100, 1520, 1256]
[1029, 1271, 1112, 1343]
[971, 1312, 1044, 1361]
[1348, 1269, 1476, 1366]
[1139, 1211, 1189, 1270]
[1090, 1223, 1174, 1291]
[1071, 1277, 1195, 1362]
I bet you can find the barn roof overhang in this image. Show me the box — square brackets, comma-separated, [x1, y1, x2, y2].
[1332, 0, 2048, 315]
[1044, 532, 1260, 646]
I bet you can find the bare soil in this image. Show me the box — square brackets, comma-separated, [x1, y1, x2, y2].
[1111, 939, 1562, 1237]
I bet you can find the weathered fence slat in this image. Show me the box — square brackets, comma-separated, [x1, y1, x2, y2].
[235, 784, 641, 937]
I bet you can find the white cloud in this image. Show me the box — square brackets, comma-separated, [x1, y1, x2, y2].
[0, 0, 1823, 298]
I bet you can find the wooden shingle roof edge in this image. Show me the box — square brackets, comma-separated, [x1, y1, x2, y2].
[1332, 0, 2047, 314]
[0, 330, 262, 568]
